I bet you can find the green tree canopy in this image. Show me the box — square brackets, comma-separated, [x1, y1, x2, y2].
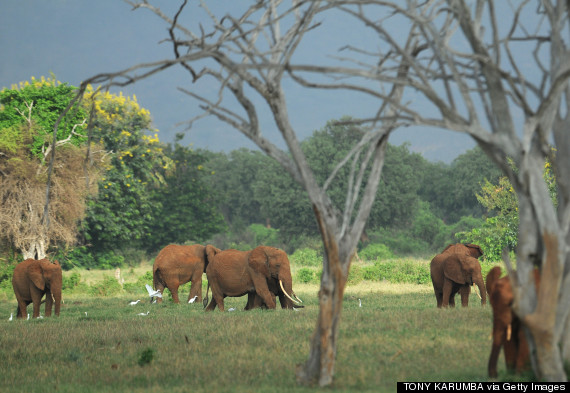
[146, 136, 227, 252]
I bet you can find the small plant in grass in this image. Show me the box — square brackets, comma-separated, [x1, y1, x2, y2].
[138, 347, 155, 366]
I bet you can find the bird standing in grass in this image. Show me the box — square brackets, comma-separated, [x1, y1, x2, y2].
[129, 299, 141, 306]
[359, 299, 362, 308]
[8, 313, 13, 321]
[188, 296, 198, 304]
[137, 311, 150, 316]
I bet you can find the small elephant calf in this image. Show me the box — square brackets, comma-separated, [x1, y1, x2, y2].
[486, 266, 540, 378]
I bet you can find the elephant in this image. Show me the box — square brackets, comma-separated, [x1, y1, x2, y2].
[204, 246, 302, 312]
[153, 244, 220, 304]
[12, 258, 62, 319]
[486, 266, 540, 378]
[430, 243, 484, 308]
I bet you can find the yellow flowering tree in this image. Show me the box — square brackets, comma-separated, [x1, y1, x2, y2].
[77, 88, 170, 264]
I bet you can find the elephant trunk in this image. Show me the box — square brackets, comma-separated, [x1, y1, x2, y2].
[476, 278, 487, 306]
[52, 286, 62, 316]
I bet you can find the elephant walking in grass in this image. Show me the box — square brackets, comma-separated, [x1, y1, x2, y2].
[12, 258, 62, 319]
[486, 266, 540, 378]
[430, 243, 486, 308]
[153, 244, 220, 304]
[204, 246, 302, 311]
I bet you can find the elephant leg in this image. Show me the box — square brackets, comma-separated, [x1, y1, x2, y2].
[448, 294, 456, 308]
[155, 282, 166, 304]
[31, 296, 42, 318]
[208, 280, 225, 311]
[251, 275, 276, 309]
[488, 340, 502, 378]
[504, 334, 518, 373]
[205, 297, 218, 312]
[459, 286, 470, 307]
[442, 280, 453, 308]
[188, 271, 202, 302]
[169, 283, 181, 304]
[434, 290, 443, 308]
[245, 292, 258, 310]
[515, 328, 531, 373]
[15, 300, 28, 319]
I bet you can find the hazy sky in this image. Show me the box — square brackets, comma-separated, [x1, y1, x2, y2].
[1, 1, 475, 163]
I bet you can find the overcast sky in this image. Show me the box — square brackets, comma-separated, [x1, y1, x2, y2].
[1, 1, 475, 163]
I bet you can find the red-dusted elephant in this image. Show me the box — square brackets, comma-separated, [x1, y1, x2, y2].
[153, 244, 220, 304]
[204, 246, 302, 311]
[12, 258, 62, 319]
[430, 243, 485, 308]
[486, 266, 540, 378]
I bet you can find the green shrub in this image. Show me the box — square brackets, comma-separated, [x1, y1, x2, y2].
[361, 259, 430, 285]
[0, 260, 17, 291]
[88, 276, 123, 297]
[359, 243, 394, 261]
[290, 248, 321, 267]
[296, 267, 318, 283]
[62, 272, 81, 291]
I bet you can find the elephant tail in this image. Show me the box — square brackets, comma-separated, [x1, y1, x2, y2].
[485, 266, 502, 295]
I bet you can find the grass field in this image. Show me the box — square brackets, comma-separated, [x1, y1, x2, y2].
[0, 270, 528, 393]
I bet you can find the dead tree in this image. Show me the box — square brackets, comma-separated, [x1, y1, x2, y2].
[306, 0, 568, 381]
[77, 0, 569, 384]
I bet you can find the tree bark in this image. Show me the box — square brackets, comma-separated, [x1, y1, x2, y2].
[296, 205, 348, 387]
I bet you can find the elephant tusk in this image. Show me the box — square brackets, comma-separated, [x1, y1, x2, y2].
[280, 280, 301, 305]
[294, 294, 303, 303]
[507, 324, 512, 341]
[472, 284, 482, 300]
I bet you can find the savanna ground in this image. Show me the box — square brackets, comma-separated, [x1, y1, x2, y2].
[0, 260, 527, 393]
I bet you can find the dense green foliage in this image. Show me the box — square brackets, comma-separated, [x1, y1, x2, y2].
[0, 76, 88, 158]
[146, 136, 226, 251]
[0, 76, 528, 275]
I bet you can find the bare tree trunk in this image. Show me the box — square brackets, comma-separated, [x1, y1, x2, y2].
[296, 207, 348, 387]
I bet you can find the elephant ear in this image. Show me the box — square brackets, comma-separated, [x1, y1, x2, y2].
[28, 262, 46, 291]
[443, 256, 467, 284]
[465, 243, 483, 258]
[248, 247, 270, 275]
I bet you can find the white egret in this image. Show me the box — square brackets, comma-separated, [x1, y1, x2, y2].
[129, 299, 141, 306]
[145, 284, 162, 299]
[228, 307, 236, 312]
[137, 311, 150, 316]
[8, 313, 13, 321]
[188, 296, 198, 304]
[358, 299, 362, 308]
